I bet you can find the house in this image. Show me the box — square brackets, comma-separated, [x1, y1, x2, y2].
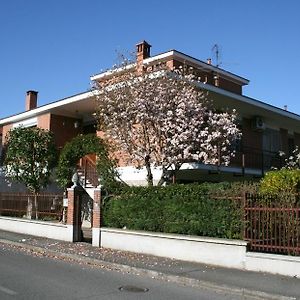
[1, 41, 300, 186]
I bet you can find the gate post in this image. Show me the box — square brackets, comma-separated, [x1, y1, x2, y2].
[92, 187, 102, 247]
[67, 186, 82, 242]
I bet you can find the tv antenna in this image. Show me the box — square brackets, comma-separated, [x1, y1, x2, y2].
[212, 44, 221, 67]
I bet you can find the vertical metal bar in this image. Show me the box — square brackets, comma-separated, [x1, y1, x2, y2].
[242, 154, 245, 177]
[298, 208, 300, 255]
[267, 198, 270, 253]
[253, 196, 257, 251]
[243, 193, 247, 240]
[297, 208, 300, 255]
[84, 158, 87, 187]
[287, 209, 290, 254]
[261, 151, 264, 177]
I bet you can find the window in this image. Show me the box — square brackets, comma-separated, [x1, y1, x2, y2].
[263, 128, 280, 153]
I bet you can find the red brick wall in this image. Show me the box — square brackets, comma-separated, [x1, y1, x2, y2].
[49, 114, 81, 150]
[172, 59, 242, 94]
[218, 77, 242, 94]
[92, 189, 101, 228]
[1, 124, 13, 145]
[37, 113, 51, 130]
[36, 113, 80, 150]
[96, 130, 130, 167]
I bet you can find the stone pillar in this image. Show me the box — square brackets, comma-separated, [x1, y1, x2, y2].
[92, 188, 102, 247]
[67, 187, 82, 242]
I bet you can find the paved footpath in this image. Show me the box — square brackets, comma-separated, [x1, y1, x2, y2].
[0, 229, 299, 300]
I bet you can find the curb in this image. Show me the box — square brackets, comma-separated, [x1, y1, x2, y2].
[0, 239, 295, 300]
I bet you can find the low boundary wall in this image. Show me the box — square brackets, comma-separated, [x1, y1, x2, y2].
[246, 252, 300, 277]
[99, 228, 300, 278]
[1, 216, 299, 278]
[100, 228, 247, 269]
[0, 216, 73, 242]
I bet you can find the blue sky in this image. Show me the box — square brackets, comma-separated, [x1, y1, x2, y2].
[1, 0, 300, 119]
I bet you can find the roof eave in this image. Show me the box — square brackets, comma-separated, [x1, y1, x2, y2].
[0, 91, 93, 126]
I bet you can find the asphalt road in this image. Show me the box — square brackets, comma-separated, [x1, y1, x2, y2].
[0, 243, 255, 300]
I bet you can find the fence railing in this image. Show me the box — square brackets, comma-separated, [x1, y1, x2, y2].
[78, 154, 98, 187]
[230, 147, 284, 175]
[244, 194, 300, 256]
[0, 192, 64, 221]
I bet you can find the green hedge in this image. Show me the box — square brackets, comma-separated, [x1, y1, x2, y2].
[103, 183, 243, 239]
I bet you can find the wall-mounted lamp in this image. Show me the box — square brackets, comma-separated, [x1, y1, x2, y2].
[74, 121, 80, 129]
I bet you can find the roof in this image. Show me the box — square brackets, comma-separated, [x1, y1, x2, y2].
[0, 46, 298, 127]
[1, 81, 300, 127]
[91, 49, 250, 86]
[0, 91, 94, 125]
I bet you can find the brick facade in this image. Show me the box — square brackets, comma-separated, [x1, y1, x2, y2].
[49, 114, 81, 150]
[25, 90, 38, 111]
[92, 189, 101, 228]
[1, 41, 300, 180]
[1, 124, 13, 144]
[67, 187, 82, 242]
[172, 59, 243, 95]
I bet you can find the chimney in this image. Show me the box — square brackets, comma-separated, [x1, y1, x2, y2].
[25, 90, 38, 111]
[136, 40, 151, 71]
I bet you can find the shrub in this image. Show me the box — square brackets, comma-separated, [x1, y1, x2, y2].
[260, 169, 300, 205]
[103, 183, 243, 239]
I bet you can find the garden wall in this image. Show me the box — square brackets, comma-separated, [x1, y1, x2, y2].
[0, 216, 73, 241]
[100, 227, 247, 268]
[98, 227, 300, 277]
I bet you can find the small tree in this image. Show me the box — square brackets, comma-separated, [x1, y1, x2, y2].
[94, 63, 241, 186]
[4, 127, 57, 219]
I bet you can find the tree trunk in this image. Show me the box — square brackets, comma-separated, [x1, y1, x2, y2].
[26, 196, 33, 219]
[34, 193, 38, 220]
[145, 155, 153, 186]
[158, 165, 179, 186]
[157, 167, 169, 186]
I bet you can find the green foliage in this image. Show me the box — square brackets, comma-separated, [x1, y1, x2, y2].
[4, 127, 57, 194]
[56, 134, 118, 189]
[103, 183, 243, 239]
[259, 169, 300, 204]
[208, 181, 260, 198]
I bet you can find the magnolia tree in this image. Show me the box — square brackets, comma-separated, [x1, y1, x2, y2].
[278, 147, 300, 169]
[93, 64, 241, 186]
[4, 127, 57, 219]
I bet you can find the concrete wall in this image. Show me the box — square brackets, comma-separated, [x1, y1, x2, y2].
[98, 228, 300, 278]
[100, 228, 247, 269]
[0, 216, 73, 242]
[246, 252, 300, 277]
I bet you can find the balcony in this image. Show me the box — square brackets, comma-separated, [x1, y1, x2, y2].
[175, 147, 284, 183]
[230, 147, 284, 176]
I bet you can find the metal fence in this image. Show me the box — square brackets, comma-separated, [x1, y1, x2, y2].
[230, 147, 284, 175]
[244, 194, 300, 255]
[0, 192, 64, 221]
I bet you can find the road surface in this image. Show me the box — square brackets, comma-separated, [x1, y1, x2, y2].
[0, 243, 266, 299]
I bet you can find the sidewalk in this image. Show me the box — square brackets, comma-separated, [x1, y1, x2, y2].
[0, 229, 299, 300]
